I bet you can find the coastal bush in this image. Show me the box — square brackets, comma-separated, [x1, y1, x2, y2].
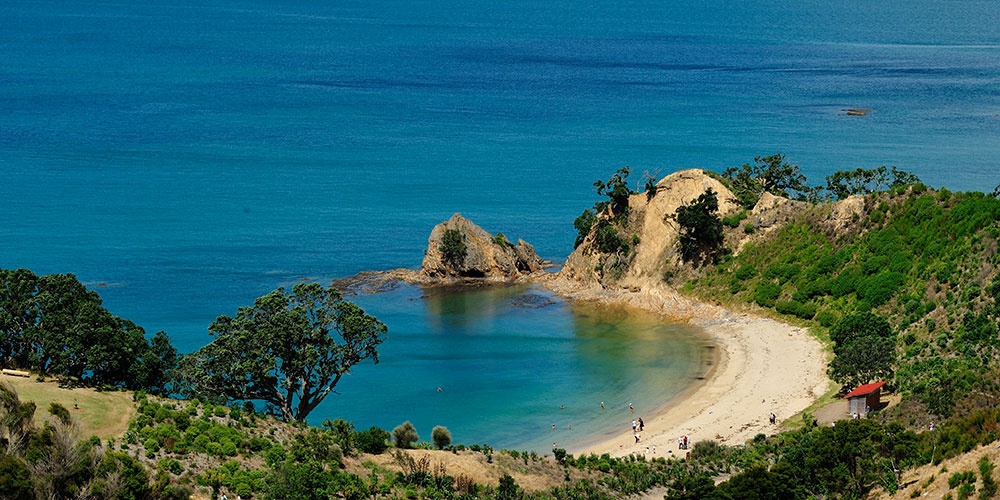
[440, 229, 467, 266]
[492, 232, 512, 247]
[690, 440, 724, 460]
[573, 209, 597, 248]
[734, 265, 757, 281]
[723, 154, 808, 207]
[431, 425, 451, 450]
[594, 221, 629, 255]
[722, 211, 748, 228]
[673, 188, 725, 266]
[753, 282, 782, 308]
[775, 300, 817, 320]
[393, 421, 419, 449]
[355, 426, 390, 454]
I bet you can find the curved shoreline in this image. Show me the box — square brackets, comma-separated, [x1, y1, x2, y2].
[543, 277, 832, 458]
[334, 269, 832, 457]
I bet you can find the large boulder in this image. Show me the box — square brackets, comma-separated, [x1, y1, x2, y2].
[421, 213, 546, 282]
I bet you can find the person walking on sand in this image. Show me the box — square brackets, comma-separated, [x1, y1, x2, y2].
[638, 417, 644, 431]
[634, 432, 640, 443]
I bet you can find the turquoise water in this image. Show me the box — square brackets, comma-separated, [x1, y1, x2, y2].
[341, 285, 703, 451]
[2, 0, 999, 450]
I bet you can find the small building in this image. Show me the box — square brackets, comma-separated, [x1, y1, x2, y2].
[844, 381, 886, 417]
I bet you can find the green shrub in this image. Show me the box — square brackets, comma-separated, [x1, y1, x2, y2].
[690, 440, 724, 460]
[734, 265, 757, 281]
[776, 300, 817, 320]
[440, 229, 467, 266]
[159, 458, 184, 475]
[594, 222, 628, 254]
[857, 272, 906, 306]
[355, 426, 390, 455]
[393, 421, 419, 449]
[722, 211, 748, 228]
[431, 426, 452, 450]
[754, 282, 782, 307]
[493, 232, 513, 247]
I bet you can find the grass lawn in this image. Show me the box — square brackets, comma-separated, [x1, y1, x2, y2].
[1, 373, 136, 439]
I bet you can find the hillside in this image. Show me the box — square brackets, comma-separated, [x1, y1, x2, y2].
[563, 167, 1000, 425]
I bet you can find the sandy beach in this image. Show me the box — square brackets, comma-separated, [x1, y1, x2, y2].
[543, 277, 832, 459]
[574, 313, 831, 458]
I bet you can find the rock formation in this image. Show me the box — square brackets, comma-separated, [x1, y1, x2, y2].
[420, 213, 546, 283]
[560, 169, 741, 288]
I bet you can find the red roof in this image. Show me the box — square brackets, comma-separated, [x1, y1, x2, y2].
[844, 381, 886, 399]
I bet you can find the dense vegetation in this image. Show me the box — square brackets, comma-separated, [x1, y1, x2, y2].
[0, 269, 176, 393]
[689, 184, 1000, 419]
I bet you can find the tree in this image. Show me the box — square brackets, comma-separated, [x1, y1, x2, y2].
[828, 311, 896, 389]
[825, 166, 923, 200]
[672, 189, 725, 267]
[440, 229, 467, 267]
[178, 282, 387, 422]
[723, 154, 807, 208]
[573, 167, 636, 249]
[572, 209, 597, 249]
[392, 421, 418, 449]
[0, 268, 178, 391]
[592, 166, 633, 219]
[431, 425, 451, 450]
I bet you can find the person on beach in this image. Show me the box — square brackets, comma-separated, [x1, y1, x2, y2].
[769, 412, 776, 425]
[634, 432, 640, 443]
[629, 402, 634, 413]
[601, 401, 605, 410]
[638, 417, 644, 431]
[631, 419, 637, 431]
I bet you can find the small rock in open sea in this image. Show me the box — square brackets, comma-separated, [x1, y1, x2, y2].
[511, 293, 557, 309]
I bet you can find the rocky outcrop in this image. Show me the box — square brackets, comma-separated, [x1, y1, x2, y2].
[420, 213, 546, 283]
[560, 169, 741, 288]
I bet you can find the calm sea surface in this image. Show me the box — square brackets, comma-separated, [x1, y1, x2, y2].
[2, 0, 999, 450]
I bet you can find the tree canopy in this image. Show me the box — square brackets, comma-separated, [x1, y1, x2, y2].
[0, 268, 176, 392]
[825, 166, 922, 201]
[178, 282, 387, 422]
[828, 311, 896, 390]
[574, 167, 635, 249]
[723, 154, 807, 208]
[672, 189, 725, 267]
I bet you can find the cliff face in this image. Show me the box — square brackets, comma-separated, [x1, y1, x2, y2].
[421, 213, 546, 282]
[560, 169, 741, 288]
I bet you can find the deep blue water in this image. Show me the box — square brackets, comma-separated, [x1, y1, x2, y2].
[2, 0, 999, 450]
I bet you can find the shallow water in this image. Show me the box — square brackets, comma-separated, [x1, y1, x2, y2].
[327, 284, 704, 452]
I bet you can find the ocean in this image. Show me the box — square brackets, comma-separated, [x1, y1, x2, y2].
[2, 0, 999, 451]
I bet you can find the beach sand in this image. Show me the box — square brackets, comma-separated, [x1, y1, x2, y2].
[573, 313, 831, 458]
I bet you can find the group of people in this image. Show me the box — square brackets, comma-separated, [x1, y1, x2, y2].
[677, 435, 690, 450]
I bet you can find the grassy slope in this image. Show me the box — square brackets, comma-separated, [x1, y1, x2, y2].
[2, 374, 136, 439]
[681, 187, 1000, 423]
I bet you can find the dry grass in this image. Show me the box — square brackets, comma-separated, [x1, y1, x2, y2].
[1, 373, 135, 439]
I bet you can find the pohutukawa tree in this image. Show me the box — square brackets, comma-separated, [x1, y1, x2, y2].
[178, 282, 387, 422]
